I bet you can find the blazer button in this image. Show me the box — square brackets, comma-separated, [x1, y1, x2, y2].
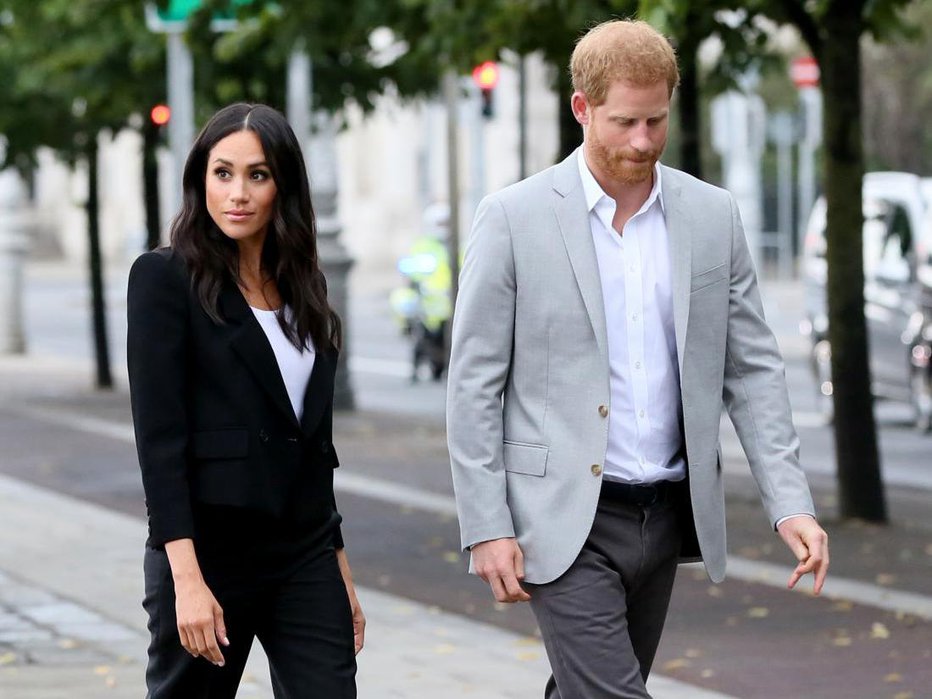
[259, 429, 270, 443]
[591, 464, 603, 476]
[598, 405, 609, 418]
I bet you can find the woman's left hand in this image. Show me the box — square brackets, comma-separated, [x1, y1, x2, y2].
[335, 548, 366, 654]
[347, 588, 366, 655]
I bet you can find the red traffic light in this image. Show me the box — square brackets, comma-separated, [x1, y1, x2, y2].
[150, 104, 171, 126]
[471, 61, 500, 90]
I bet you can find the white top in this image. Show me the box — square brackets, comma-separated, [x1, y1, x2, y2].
[250, 306, 316, 422]
[578, 150, 686, 485]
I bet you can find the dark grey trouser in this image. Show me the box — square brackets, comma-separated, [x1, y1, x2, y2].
[525, 493, 682, 699]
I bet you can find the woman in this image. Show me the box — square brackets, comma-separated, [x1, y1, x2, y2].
[128, 103, 364, 698]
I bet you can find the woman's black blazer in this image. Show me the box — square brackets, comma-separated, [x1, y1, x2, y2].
[127, 248, 342, 547]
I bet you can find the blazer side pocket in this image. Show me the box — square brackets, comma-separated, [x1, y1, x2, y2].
[503, 441, 548, 477]
[690, 263, 727, 294]
[192, 428, 249, 460]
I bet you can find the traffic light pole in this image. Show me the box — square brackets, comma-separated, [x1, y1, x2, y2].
[166, 31, 195, 213]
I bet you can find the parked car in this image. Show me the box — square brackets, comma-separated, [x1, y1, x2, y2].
[801, 171, 932, 431]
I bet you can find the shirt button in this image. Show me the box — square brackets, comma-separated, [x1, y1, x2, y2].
[639, 409, 645, 418]
[635, 361, 641, 370]
[591, 464, 603, 476]
[598, 405, 609, 418]
[631, 313, 639, 322]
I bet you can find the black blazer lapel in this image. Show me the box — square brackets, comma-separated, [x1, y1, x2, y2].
[220, 283, 301, 430]
[300, 348, 335, 436]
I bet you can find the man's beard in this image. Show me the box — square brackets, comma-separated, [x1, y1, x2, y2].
[588, 132, 661, 185]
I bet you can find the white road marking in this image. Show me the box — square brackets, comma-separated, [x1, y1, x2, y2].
[14, 403, 932, 621]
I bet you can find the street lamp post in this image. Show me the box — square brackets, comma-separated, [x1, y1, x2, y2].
[289, 50, 355, 409]
[0, 138, 30, 354]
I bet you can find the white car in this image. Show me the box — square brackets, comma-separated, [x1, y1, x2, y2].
[801, 171, 932, 431]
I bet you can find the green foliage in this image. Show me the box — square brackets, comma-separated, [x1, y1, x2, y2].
[0, 0, 165, 167]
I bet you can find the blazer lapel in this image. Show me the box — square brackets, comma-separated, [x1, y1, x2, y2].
[660, 166, 692, 376]
[220, 283, 302, 429]
[299, 348, 334, 436]
[552, 149, 609, 361]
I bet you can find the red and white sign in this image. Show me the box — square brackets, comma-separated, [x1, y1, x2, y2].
[791, 56, 820, 88]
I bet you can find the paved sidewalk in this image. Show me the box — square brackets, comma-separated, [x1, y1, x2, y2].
[0, 472, 734, 699]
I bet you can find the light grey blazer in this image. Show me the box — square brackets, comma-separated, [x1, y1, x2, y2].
[446, 149, 815, 585]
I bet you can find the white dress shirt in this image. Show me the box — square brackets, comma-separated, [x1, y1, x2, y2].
[578, 150, 686, 485]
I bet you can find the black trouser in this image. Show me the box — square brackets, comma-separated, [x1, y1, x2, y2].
[143, 542, 356, 698]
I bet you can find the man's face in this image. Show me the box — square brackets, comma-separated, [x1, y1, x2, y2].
[573, 80, 670, 185]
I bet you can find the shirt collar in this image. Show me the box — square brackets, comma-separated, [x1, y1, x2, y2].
[576, 148, 665, 216]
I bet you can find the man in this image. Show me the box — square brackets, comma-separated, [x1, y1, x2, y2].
[446, 19, 829, 699]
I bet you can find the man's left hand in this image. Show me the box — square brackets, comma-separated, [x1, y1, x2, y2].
[776, 515, 829, 595]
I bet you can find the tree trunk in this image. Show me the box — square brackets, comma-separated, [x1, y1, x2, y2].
[143, 120, 161, 250]
[557, 67, 581, 161]
[820, 5, 886, 521]
[85, 135, 113, 389]
[676, 36, 702, 179]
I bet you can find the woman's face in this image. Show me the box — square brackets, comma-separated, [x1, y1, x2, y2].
[205, 130, 278, 249]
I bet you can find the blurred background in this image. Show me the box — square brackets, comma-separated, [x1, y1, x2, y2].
[1, 1, 931, 697]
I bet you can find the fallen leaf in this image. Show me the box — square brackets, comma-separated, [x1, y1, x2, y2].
[93, 666, 111, 676]
[105, 676, 117, 688]
[685, 648, 702, 659]
[700, 669, 715, 679]
[875, 573, 897, 586]
[433, 643, 456, 655]
[832, 636, 852, 647]
[442, 551, 461, 564]
[707, 586, 723, 598]
[57, 638, 78, 649]
[516, 651, 541, 661]
[513, 637, 540, 647]
[747, 607, 770, 619]
[884, 672, 903, 683]
[831, 601, 853, 612]
[870, 622, 891, 640]
[0, 653, 17, 666]
[662, 658, 691, 671]
[893, 692, 914, 699]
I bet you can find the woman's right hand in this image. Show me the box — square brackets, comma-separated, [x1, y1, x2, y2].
[174, 576, 229, 666]
[164, 538, 229, 666]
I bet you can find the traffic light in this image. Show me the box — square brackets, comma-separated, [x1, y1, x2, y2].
[471, 61, 499, 119]
[150, 104, 171, 127]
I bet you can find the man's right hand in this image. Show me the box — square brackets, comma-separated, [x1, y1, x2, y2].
[471, 538, 532, 603]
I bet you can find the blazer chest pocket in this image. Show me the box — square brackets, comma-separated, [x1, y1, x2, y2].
[192, 429, 249, 460]
[503, 441, 548, 477]
[690, 263, 727, 294]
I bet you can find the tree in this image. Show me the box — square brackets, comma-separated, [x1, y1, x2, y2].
[0, 0, 166, 388]
[743, 0, 920, 522]
[638, 1, 781, 178]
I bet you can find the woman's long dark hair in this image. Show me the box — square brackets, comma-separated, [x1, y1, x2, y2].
[170, 103, 341, 352]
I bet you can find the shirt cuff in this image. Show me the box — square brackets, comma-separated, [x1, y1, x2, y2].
[775, 513, 815, 530]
